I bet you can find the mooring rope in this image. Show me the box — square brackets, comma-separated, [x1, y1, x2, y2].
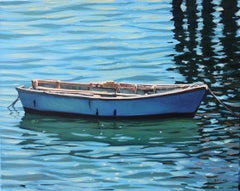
[208, 88, 240, 118]
[8, 96, 19, 111]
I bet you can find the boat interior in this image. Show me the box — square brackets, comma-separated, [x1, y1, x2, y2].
[30, 80, 196, 97]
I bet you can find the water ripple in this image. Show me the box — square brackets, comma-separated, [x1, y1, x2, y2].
[1, 0, 239, 190]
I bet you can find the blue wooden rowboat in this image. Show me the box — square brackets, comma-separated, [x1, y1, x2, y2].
[16, 80, 208, 118]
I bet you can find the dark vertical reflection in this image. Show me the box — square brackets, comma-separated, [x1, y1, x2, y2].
[200, 0, 215, 64]
[200, 0, 216, 84]
[171, 0, 240, 115]
[185, 0, 199, 82]
[171, 0, 188, 82]
[171, 0, 199, 83]
[218, 0, 240, 115]
[171, 0, 239, 80]
[185, 0, 198, 57]
[220, 0, 240, 67]
[172, 0, 185, 54]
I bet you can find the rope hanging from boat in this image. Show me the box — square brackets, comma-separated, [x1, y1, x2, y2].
[8, 96, 19, 111]
[208, 88, 240, 118]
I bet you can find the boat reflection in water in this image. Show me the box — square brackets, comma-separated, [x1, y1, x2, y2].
[19, 113, 200, 146]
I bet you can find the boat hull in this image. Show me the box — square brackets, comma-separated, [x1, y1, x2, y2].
[16, 87, 206, 118]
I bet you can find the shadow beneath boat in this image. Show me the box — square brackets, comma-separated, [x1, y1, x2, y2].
[19, 113, 200, 146]
[23, 107, 196, 121]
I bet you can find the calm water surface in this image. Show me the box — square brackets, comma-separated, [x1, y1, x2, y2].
[1, 0, 239, 190]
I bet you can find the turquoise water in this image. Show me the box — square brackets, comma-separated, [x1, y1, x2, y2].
[1, 0, 239, 190]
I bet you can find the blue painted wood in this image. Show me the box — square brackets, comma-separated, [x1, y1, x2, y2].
[16, 84, 207, 118]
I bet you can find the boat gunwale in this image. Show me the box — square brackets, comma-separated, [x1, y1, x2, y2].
[16, 83, 208, 101]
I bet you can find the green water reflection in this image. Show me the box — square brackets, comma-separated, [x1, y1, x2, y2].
[20, 114, 199, 146]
